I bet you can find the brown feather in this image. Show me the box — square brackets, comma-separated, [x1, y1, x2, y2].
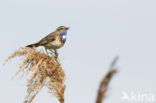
[26, 28, 62, 48]
[26, 41, 40, 47]
[38, 30, 60, 45]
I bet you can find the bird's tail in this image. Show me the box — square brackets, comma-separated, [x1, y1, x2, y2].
[26, 41, 40, 47]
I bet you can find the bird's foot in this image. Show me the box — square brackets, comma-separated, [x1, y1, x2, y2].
[54, 52, 58, 59]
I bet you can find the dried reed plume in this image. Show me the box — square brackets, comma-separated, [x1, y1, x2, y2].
[95, 57, 118, 103]
[4, 47, 66, 103]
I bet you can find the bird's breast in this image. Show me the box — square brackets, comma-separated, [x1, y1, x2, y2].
[45, 36, 64, 49]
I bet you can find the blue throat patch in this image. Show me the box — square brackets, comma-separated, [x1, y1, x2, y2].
[60, 30, 67, 43]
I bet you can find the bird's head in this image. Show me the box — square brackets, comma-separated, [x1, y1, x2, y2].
[56, 26, 70, 31]
[56, 26, 69, 43]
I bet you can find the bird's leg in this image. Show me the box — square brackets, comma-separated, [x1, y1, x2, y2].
[49, 49, 55, 54]
[48, 49, 58, 58]
[45, 48, 49, 57]
[54, 50, 58, 58]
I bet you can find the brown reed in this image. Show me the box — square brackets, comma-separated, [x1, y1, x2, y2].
[4, 47, 66, 103]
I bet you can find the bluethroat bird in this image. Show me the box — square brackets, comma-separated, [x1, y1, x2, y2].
[26, 26, 69, 57]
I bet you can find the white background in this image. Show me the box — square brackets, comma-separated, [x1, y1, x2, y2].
[0, 0, 156, 103]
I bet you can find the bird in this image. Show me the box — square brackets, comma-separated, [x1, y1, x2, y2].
[26, 26, 69, 57]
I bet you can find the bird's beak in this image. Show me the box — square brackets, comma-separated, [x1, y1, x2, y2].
[66, 27, 70, 30]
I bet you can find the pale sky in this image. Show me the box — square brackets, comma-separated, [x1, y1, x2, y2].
[0, 0, 156, 103]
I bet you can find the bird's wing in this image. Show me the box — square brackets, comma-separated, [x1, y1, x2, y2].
[38, 31, 58, 45]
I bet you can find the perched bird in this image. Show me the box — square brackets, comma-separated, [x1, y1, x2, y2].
[26, 26, 69, 57]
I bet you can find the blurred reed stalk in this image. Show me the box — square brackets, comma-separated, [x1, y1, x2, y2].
[95, 57, 118, 103]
